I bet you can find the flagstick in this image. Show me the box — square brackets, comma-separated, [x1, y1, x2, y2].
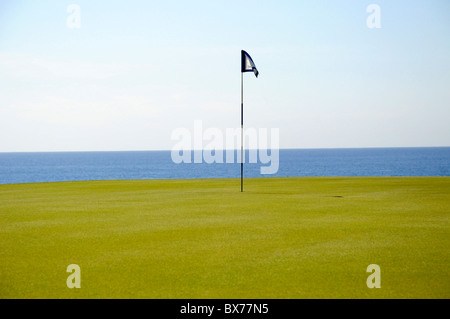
[241, 71, 244, 192]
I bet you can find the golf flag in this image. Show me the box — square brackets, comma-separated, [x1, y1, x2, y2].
[240, 50, 258, 192]
[241, 50, 259, 77]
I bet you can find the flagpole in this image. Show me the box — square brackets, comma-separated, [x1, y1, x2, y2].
[241, 71, 244, 192]
[240, 49, 258, 192]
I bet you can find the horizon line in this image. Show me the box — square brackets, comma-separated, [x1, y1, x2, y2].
[1, 145, 449, 154]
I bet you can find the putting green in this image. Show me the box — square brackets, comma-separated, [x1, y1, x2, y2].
[0, 177, 449, 298]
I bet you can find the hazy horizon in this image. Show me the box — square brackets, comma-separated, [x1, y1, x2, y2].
[1, 145, 450, 154]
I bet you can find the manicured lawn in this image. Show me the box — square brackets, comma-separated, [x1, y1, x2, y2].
[0, 177, 449, 298]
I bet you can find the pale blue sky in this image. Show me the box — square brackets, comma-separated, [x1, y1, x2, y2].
[1, 0, 449, 151]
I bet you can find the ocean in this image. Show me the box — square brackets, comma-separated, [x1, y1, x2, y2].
[0, 147, 449, 184]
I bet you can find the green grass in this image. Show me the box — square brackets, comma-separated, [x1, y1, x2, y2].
[0, 177, 449, 299]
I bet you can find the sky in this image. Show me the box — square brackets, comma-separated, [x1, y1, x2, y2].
[0, 0, 449, 152]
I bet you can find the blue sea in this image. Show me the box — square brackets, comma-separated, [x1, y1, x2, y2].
[0, 148, 449, 184]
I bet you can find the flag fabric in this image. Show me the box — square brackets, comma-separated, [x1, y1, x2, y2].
[241, 50, 259, 77]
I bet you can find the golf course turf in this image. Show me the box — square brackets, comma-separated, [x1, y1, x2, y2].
[0, 177, 449, 299]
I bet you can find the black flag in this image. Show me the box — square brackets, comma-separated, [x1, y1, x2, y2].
[241, 50, 259, 77]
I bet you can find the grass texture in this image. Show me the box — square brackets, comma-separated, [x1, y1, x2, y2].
[0, 177, 449, 298]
